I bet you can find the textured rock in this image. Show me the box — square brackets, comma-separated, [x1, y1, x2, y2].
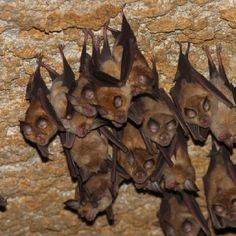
[1, 0, 236, 235]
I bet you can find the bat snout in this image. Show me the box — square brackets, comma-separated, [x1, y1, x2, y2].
[199, 115, 210, 128]
[76, 124, 89, 138]
[115, 110, 127, 124]
[158, 133, 171, 146]
[217, 132, 232, 142]
[134, 171, 147, 184]
[36, 134, 48, 146]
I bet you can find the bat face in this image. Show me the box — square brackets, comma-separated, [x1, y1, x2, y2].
[70, 131, 109, 181]
[118, 122, 157, 187]
[95, 85, 132, 126]
[62, 112, 96, 138]
[65, 172, 113, 222]
[20, 96, 58, 146]
[69, 76, 98, 117]
[203, 145, 236, 229]
[159, 194, 203, 236]
[210, 106, 236, 146]
[141, 97, 178, 147]
[178, 80, 212, 129]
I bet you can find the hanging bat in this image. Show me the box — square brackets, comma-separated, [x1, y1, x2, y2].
[70, 130, 111, 182]
[202, 45, 236, 147]
[20, 56, 64, 161]
[82, 14, 136, 127]
[117, 122, 159, 189]
[159, 191, 210, 236]
[64, 170, 124, 223]
[203, 142, 236, 229]
[170, 43, 233, 142]
[151, 129, 197, 192]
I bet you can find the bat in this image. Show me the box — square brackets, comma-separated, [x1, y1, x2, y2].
[117, 122, 159, 189]
[64, 169, 124, 223]
[70, 130, 110, 182]
[170, 43, 233, 142]
[154, 129, 197, 192]
[81, 14, 136, 127]
[20, 56, 64, 161]
[203, 142, 236, 229]
[202, 45, 236, 147]
[159, 191, 210, 236]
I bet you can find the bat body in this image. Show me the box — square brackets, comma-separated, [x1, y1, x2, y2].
[170, 43, 232, 142]
[203, 143, 236, 229]
[155, 130, 196, 192]
[65, 170, 123, 223]
[159, 192, 209, 236]
[70, 131, 110, 182]
[203, 46, 236, 146]
[20, 57, 63, 159]
[117, 122, 158, 188]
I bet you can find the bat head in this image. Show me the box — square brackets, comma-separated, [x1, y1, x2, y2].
[20, 94, 58, 146]
[95, 85, 132, 126]
[210, 106, 236, 146]
[210, 188, 236, 229]
[178, 81, 212, 129]
[118, 148, 157, 188]
[159, 194, 204, 236]
[140, 96, 178, 146]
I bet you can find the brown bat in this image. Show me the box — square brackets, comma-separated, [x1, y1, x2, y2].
[20, 56, 64, 160]
[153, 129, 197, 192]
[202, 45, 236, 146]
[159, 191, 210, 236]
[170, 43, 233, 142]
[70, 130, 110, 182]
[203, 142, 236, 230]
[83, 14, 136, 127]
[117, 122, 159, 189]
[64, 170, 124, 223]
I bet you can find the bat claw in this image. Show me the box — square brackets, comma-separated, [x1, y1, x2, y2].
[184, 179, 199, 192]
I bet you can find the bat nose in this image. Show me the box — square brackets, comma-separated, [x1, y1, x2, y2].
[115, 110, 127, 123]
[199, 115, 210, 127]
[36, 134, 47, 145]
[218, 132, 232, 141]
[134, 171, 147, 184]
[159, 133, 170, 146]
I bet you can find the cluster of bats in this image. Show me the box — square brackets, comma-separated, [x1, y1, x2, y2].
[17, 12, 236, 235]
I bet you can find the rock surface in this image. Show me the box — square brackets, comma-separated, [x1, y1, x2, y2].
[1, 0, 236, 235]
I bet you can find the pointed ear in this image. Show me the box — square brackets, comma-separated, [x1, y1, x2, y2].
[64, 199, 80, 211]
[19, 121, 31, 134]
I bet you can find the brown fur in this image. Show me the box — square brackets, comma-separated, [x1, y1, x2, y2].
[140, 96, 178, 147]
[70, 131, 109, 181]
[118, 122, 157, 187]
[160, 194, 202, 236]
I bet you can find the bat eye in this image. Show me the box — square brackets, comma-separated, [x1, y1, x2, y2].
[144, 159, 155, 169]
[184, 108, 197, 119]
[113, 96, 123, 108]
[36, 117, 48, 129]
[213, 204, 225, 213]
[20, 122, 32, 135]
[166, 119, 177, 130]
[82, 87, 95, 100]
[182, 220, 193, 233]
[138, 75, 148, 85]
[202, 96, 210, 111]
[147, 118, 160, 133]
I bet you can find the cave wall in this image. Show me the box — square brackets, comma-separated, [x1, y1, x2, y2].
[1, 0, 236, 235]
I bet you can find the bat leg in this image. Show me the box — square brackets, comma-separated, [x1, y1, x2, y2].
[37, 145, 51, 162]
[106, 205, 114, 225]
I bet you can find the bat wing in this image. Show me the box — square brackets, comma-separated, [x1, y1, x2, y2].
[182, 192, 210, 235]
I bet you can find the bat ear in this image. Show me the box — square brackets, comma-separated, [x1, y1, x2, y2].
[41, 62, 59, 81]
[19, 121, 31, 133]
[64, 199, 80, 211]
[58, 44, 75, 90]
[164, 223, 177, 236]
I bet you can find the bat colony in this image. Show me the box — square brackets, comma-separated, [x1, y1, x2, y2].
[17, 12, 236, 235]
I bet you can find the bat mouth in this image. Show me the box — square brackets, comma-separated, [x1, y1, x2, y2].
[76, 124, 89, 138]
[81, 104, 97, 117]
[36, 134, 48, 146]
[199, 116, 210, 128]
[215, 214, 226, 229]
[131, 86, 143, 96]
[112, 121, 124, 128]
